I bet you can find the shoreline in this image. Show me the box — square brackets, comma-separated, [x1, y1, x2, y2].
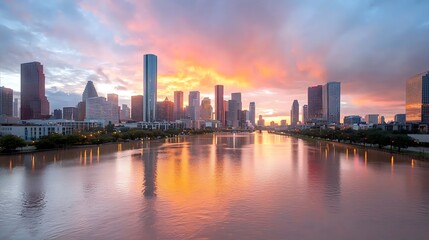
[271, 131, 429, 161]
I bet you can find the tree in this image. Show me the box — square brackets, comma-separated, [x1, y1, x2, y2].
[0, 135, 26, 152]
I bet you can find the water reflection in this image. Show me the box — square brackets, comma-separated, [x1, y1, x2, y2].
[142, 142, 158, 198]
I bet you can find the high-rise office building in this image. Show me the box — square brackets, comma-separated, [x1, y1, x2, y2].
[188, 91, 200, 121]
[120, 104, 131, 121]
[365, 114, 379, 124]
[86, 97, 119, 124]
[303, 105, 308, 124]
[131, 95, 144, 121]
[307, 85, 323, 121]
[156, 97, 174, 122]
[226, 99, 239, 128]
[174, 91, 184, 120]
[406, 71, 429, 123]
[290, 100, 299, 126]
[322, 82, 341, 124]
[53, 109, 62, 119]
[13, 98, 19, 118]
[107, 93, 120, 121]
[63, 107, 78, 120]
[215, 85, 225, 126]
[231, 92, 242, 127]
[394, 114, 406, 124]
[77, 101, 86, 121]
[0, 87, 13, 116]
[257, 115, 265, 127]
[249, 102, 256, 126]
[20, 62, 50, 119]
[343, 115, 361, 125]
[200, 97, 213, 120]
[143, 54, 157, 122]
[82, 80, 98, 101]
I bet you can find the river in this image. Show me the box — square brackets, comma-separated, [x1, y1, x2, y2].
[1, 132, 429, 239]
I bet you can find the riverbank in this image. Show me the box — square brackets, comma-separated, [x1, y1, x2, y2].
[271, 131, 429, 161]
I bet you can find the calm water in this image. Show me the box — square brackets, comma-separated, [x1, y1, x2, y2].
[1, 133, 429, 239]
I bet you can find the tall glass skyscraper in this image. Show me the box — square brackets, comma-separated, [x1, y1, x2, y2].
[307, 85, 323, 121]
[20, 62, 50, 120]
[143, 54, 157, 122]
[406, 71, 429, 123]
[215, 85, 224, 127]
[174, 91, 184, 120]
[322, 82, 341, 124]
[249, 102, 255, 126]
[290, 100, 299, 126]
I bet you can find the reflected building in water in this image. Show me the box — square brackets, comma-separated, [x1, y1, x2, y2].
[142, 144, 158, 197]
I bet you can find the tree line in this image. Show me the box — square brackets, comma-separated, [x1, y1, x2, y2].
[282, 128, 416, 152]
[0, 127, 214, 152]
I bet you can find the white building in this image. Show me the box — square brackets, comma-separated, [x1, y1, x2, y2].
[322, 82, 341, 124]
[86, 97, 119, 124]
[0, 124, 62, 141]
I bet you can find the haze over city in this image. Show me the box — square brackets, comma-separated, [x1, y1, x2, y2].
[1, 0, 429, 123]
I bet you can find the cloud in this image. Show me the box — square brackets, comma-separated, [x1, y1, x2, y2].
[1, 0, 429, 121]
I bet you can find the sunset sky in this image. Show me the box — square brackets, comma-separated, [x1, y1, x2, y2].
[1, 0, 429, 123]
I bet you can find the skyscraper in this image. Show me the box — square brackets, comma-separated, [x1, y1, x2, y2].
[20, 62, 50, 119]
[215, 85, 225, 127]
[188, 91, 200, 120]
[322, 82, 341, 124]
[120, 104, 131, 121]
[63, 107, 78, 120]
[226, 99, 239, 128]
[131, 95, 144, 121]
[303, 105, 308, 124]
[231, 92, 242, 127]
[406, 71, 429, 123]
[0, 87, 13, 116]
[174, 91, 184, 120]
[13, 98, 19, 118]
[394, 114, 406, 124]
[86, 97, 119, 124]
[156, 97, 174, 122]
[307, 85, 323, 121]
[200, 97, 213, 120]
[290, 100, 299, 126]
[143, 54, 157, 122]
[107, 93, 120, 121]
[249, 102, 256, 126]
[82, 81, 98, 101]
[53, 109, 62, 119]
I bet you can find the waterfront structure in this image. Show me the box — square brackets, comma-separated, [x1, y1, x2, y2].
[0, 86, 13, 116]
[249, 102, 256, 126]
[257, 115, 265, 127]
[86, 97, 119, 124]
[365, 114, 379, 124]
[82, 81, 98, 101]
[156, 97, 174, 122]
[200, 97, 213, 120]
[20, 62, 50, 119]
[307, 85, 323, 120]
[406, 71, 429, 123]
[174, 91, 184, 120]
[188, 91, 200, 121]
[215, 85, 225, 127]
[131, 95, 143, 121]
[394, 114, 406, 124]
[343, 115, 361, 125]
[53, 109, 62, 119]
[120, 104, 131, 121]
[0, 124, 62, 140]
[290, 100, 299, 126]
[303, 105, 308, 124]
[322, 82, 341, 124]
[143, 54, 157, 122]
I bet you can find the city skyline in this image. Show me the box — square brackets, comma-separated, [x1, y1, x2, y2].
[1, 1, 429, 123]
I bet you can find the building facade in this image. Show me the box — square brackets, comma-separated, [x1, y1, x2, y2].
[63, 107, 78, 121]
[249, 102, 256, 126]
[365, 114, 379, 124]
[290, 100, 299, 126]
[131, 95, 144, 121]
[215, 85, 225, 127]
[394, 114, 406, 124]
[406, 71, 429, 123]
[174, 91, 184, 120]
[308, 85, 323, 121]
[200, 97, 213, 120]
[303, 104, 308, 124]
[188, 91, 200, 121]
[343, 115, 361, 125]
[143, 54, 157, 122]
[0, 87, 13, 116]
[322, 82, 341, 124]
[85, 97, 119, 124]
[156, 97, 174, 122]
[20, 62, 50, 120]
